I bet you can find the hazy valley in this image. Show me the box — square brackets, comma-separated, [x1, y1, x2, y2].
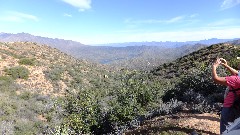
[1, 32, 238, 70]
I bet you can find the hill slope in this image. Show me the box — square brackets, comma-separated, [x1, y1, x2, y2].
[108, 43, 207, 70]
[151, 42, 239, 79]
[0, 41, 116, 134]
[124, 42, 240, 135]
[0, 41, 111, 96]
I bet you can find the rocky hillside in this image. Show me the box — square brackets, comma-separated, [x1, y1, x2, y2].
[0, 41, 117, 134]
[0, 42, 112, 96]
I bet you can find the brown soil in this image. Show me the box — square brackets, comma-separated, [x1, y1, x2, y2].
[125, 112, 220, 135]
[37, 114, 47, 122]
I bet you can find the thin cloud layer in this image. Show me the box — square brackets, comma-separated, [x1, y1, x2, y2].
[63, 13, 72, 17]
[207, 18, 240, 27]
[0, 11, 39, 22]
[83, 26, 240, 44]
[124, 15, 197, 25]
[62, 0, 91, 11]
[166, 16, 185, 23]
[221, 0, 240, 10]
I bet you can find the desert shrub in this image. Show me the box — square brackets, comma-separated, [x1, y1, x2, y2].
[0, 101, 17, 116]
[162, 65, 227, 113]
[0, 49, 20, 59]
[18, 58, 36, 66]
[0, 76, 13, 86]
[102, 71, 164, 133]
[151, 99, 183, 116]
[52, 70, 165, 134]
[14, 121, 38, 135]
[107, 95, 143, 129]
[1, 54, 7, 59]
[19, 91, 32, 100]
[4, 66, 30, 80]
[0, 121, 14, 135]
[0, 82, 54, 135]
[159, 131, 186, 135]
[45, 66, 64, 81]
[59, 89, 102, 134]
[114, 71, 158, 107]
[70, 75, 82, 89]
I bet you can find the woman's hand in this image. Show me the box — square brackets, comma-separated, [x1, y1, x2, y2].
[219, 58, 227, 66]
[212, 58, 227, 86]
[213, 58, 221, 68]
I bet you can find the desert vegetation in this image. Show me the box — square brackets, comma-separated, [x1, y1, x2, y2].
[0, 41, 239, 134]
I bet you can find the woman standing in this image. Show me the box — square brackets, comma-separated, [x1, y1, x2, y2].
[212, 57, 240, 134]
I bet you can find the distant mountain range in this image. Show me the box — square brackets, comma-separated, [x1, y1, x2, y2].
[0, 32, 86, 52]
[1, 32, 237, 48]
[0, 32, 238, 70]
[93, 38, 239, 47]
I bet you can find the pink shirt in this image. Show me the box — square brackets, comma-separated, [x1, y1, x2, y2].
[224, 75, 240, 107]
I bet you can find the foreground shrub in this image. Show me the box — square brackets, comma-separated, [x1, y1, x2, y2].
[50, 71, 163, 134]
[152, 99, 183, 116]
[162, 65, 226, 113]
[60, 89, 102, 134]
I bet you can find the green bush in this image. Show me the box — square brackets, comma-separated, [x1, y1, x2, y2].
[61, 89, 102, 134]
[55, 70, 164, 134]
[45, 66, 64, 81]
[162, 65, 226, 113]
[4, 66, 30, 80]
[14, 121, 37, 135]
[19, 91, 32, 100]
[0, 76, 13, 86]
[18, 58, 36, 66]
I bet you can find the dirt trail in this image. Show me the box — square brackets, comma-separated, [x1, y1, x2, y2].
[125, 113, 220, 135]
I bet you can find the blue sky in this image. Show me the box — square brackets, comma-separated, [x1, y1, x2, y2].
[0, 0, 239, 45]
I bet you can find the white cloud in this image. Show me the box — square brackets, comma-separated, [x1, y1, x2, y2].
[166, 16, 185, 23]
[221, 0, 240, 10]
[124, 15, 197, 25]
[189, 14, 198, 18]
[62, 0, 91, 11]
[0, 11, 39, 22]
[63, 13, 72, 17]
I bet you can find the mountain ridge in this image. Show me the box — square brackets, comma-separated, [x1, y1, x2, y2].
[93, 38, 239, 47]
[1, 32, 239, 70]
[1, 32, 238, 47]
